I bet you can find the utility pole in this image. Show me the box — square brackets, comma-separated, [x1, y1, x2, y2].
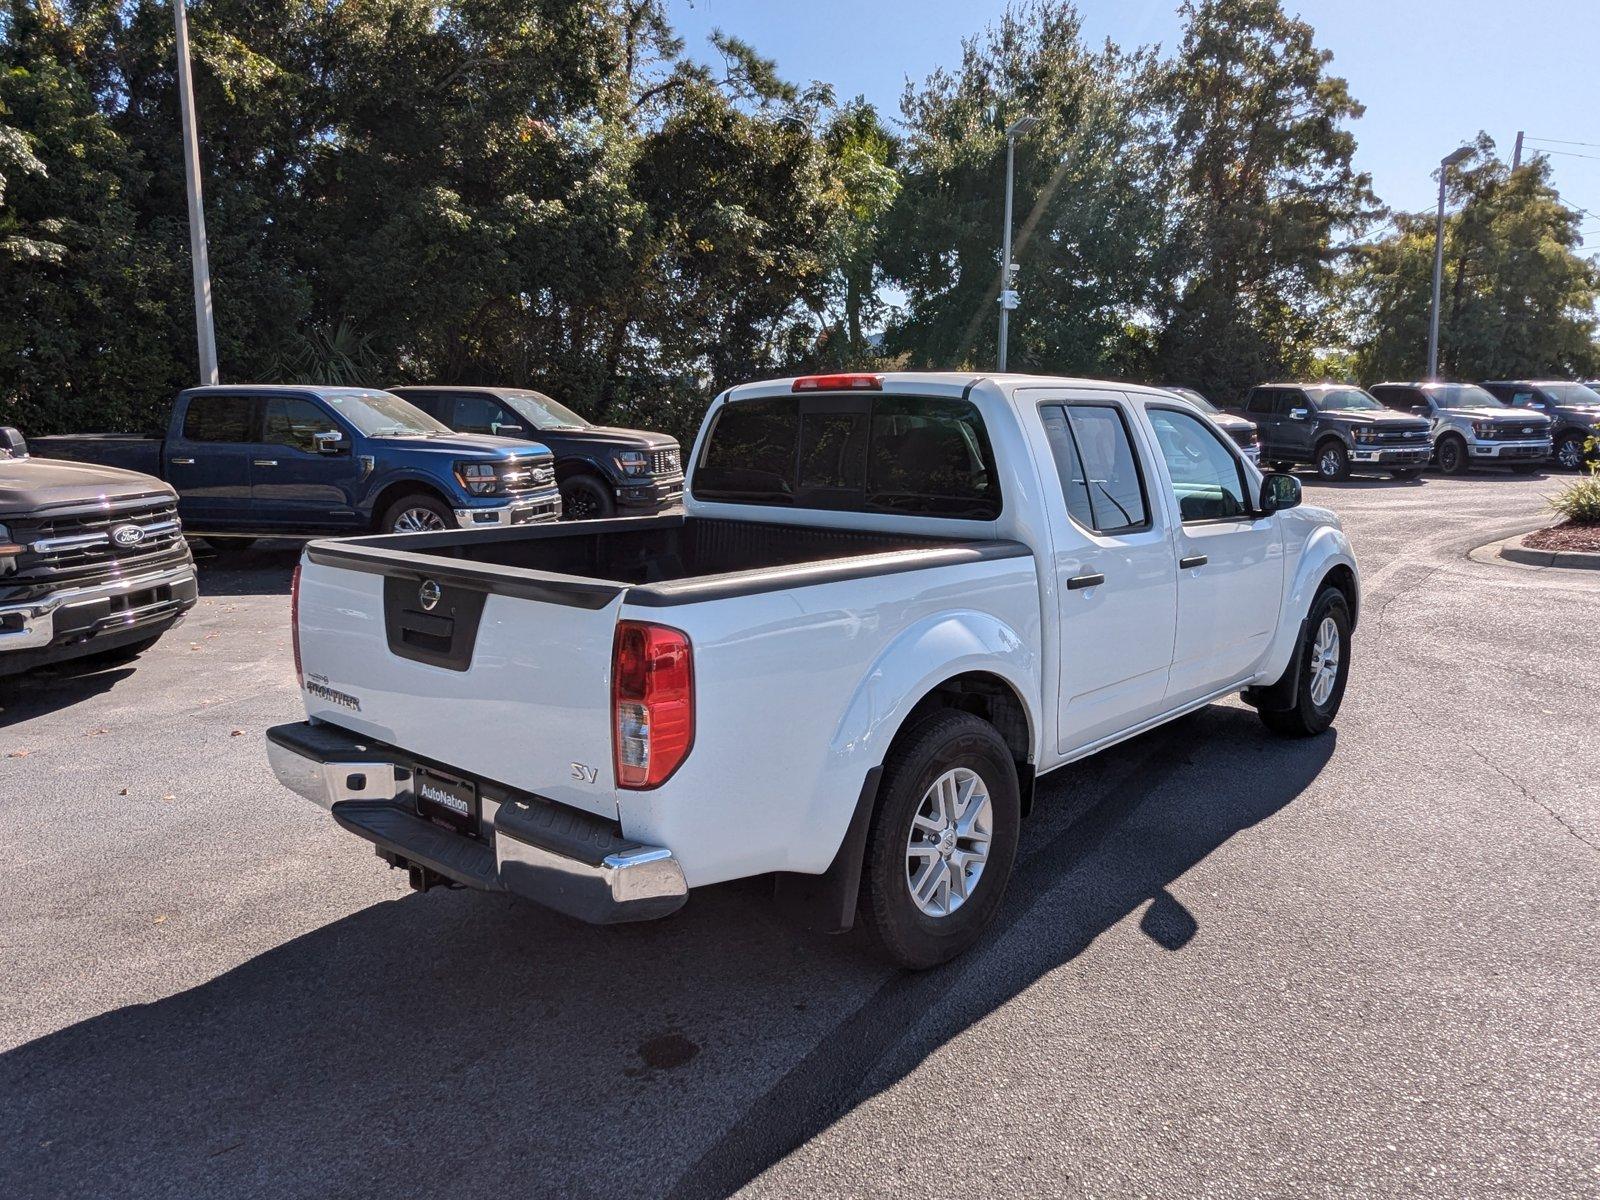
[1513, 131, 1524, 171]
[1428, 146, 1473, 380]
[173, 0, 218, 385]
[996, 114, 1038, 372]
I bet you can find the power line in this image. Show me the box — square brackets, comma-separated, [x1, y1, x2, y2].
[1530, 147, 1600, 163]
[1525, 135, 1600, 150]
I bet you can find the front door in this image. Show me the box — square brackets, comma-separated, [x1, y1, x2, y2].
[1033, 394, 1179, 754]
[1144, 405, 1285, 703]
[252, 395, 365, 530]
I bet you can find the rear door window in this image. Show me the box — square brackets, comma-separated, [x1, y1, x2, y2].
[1245, 389, 1277, 416]
[1040, 403, 1150, 534]
[450, 394, 516, 436]
[694, 394, 1001, 518]
[181, 395, 256, 443]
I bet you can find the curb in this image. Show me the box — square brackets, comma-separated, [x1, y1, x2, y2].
[1488, 534, 1600, 571]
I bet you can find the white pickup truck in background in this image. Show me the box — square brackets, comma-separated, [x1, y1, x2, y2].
[267, 372, 1359, 967]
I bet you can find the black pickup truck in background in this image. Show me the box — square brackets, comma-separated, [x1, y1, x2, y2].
[389, 386, 683, 520]
[0, 427, 198, 677]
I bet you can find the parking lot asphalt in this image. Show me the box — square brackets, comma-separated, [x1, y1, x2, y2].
[2, 471, 1597, 1199]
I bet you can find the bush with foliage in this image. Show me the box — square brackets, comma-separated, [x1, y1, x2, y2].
[1548, 437, 1600, 525]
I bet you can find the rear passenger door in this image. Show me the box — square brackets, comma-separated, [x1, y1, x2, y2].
[1032, 392, 1179, 754]
[166, 393, 260, 527]
[1246, 388, 1284, 458]
[1143, 404, 1283, 702]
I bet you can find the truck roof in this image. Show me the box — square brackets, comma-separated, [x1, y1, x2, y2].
[176, 384, 399, 401]
[722, 371, 1185, 403]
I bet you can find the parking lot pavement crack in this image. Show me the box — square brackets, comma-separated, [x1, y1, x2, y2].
[1457, 738, 1599, 857]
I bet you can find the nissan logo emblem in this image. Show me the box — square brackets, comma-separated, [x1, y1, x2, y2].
[418, 580, 442, 611]
[110, 523, 145, 548]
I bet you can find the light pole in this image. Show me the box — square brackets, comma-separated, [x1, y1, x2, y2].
[997, 114, 1039, 372]
[1427, 146, 1472, 380]
[173, 0, 218, 385]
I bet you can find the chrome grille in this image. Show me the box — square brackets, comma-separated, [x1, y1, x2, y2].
[19, 496, 183, 572]
[499, 461, 556, 494]
[1372, 427, 1430, 444]
[652, 447, 682, 477]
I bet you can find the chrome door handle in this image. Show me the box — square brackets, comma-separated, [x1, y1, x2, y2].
[1180, 554, 1208, 569]
[170, 457, 195, 465]
[253, 459, 279, 467]
[1067, 572, 1105, 591]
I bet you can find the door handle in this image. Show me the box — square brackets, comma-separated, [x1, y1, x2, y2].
[253, 459, 279, 467]
[1067, 572, 1105, 591]
[1180, 554, 1208, 569]
[170, 457, 195, 465]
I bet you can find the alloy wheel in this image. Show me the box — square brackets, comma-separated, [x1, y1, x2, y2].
[1309, 615, 1341, 708]
[1319, 449, 1341, 479]
[904, 766, 993, 918]
[1557, 438, 1583, 470]
[392, 506, 448, 533]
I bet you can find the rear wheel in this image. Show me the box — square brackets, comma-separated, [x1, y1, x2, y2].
[381, 493, 453, 534]
[1258, 587, 1352, 738]
[1315, 441, 1350, 482]
[858, 711, 1021, 970]
[1437, 434, 1469, 475]
[559, 474, 615, 521]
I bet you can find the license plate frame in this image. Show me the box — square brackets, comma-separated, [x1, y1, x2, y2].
[414, 766, 480, 835]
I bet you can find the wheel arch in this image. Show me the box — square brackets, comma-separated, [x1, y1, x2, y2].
[368, 479, 453, 530]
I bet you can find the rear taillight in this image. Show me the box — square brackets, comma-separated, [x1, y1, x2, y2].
[792, 373, 883, 392]
[612, 621, 694, 789]
[290, 562, 303, 684]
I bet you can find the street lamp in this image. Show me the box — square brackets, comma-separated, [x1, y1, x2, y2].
[173, 0, 218, 385]
[997, 114, 1039, 372]
[1427, 146, 1473, 380]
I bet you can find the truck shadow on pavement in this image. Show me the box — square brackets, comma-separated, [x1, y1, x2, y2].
[0, 706, 1334, 1200]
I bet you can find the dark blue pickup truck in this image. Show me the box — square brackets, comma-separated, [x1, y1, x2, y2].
[32, 386, 561, 543]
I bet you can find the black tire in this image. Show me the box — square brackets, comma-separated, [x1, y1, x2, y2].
[202, 537, 257, 556]
[559, 474, 615, 521]
[1554, 432, 1588, 472]
[1390, 468, 1419, 480]
[858, 711, 1021, 970]
[1314, 440, 1350, 482]
[380, 492, 453, 534]
[1437, 434, 1469, 475]
[1259, 587, 1352, 738]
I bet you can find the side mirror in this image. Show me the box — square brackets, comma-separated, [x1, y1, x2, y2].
[0, 426, 26, 458]
[1260, 472, 1301, 515]
[1289, 407, 1309, 421]
[313, 429, 347, 455]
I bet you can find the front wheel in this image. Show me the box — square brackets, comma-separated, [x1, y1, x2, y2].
[559, 474, 616, 521]
[381, 493, 454, 534]
[1258, 587, 1352, 738]
[1437, 435, 1469, 475]
[1554, 432, 1588, 472]
[1315, 442, 1350, 482]
[858, 711, 1021, 970]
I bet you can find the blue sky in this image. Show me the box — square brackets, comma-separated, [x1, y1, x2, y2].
[668, 0, 1600, 240]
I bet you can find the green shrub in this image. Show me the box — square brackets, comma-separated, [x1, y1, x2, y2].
[1550, 473, 1600, 525]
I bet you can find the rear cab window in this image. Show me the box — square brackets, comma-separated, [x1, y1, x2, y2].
[181, 394, 256, 443]
[693, 393, 1001, 519]
[1039, 404, 1150, 534]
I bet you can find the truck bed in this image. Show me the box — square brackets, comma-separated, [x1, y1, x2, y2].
[29, 434, 164, 478]
[303, 513, 1029, 608]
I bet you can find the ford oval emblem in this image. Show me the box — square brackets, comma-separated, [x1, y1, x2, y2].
[110, 523, 145, 549]
[418, 579, 442, 611]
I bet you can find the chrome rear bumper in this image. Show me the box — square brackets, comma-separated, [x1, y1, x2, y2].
[265, 721, 686, 923]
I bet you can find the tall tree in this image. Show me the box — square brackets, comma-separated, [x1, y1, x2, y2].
[1347, 136, 1600, 381]
[881, 1, 1171, 374]
[1156, 0, 1377, 402]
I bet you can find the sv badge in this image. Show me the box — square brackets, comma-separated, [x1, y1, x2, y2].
[570, 762, 599, 785]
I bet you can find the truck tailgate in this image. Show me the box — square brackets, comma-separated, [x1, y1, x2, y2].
[294, 547, 624, 819]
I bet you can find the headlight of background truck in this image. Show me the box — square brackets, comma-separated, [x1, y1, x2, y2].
[453, 461, 501, 496]
[0, 522, 19, 576]
[615, 450, 651, 478]
[1353, 427, 1375, 444]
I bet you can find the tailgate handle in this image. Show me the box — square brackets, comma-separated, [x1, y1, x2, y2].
[399, 609, 454, 640]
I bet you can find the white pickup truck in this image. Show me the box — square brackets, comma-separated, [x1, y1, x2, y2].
[267, 372, 1358, 967]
